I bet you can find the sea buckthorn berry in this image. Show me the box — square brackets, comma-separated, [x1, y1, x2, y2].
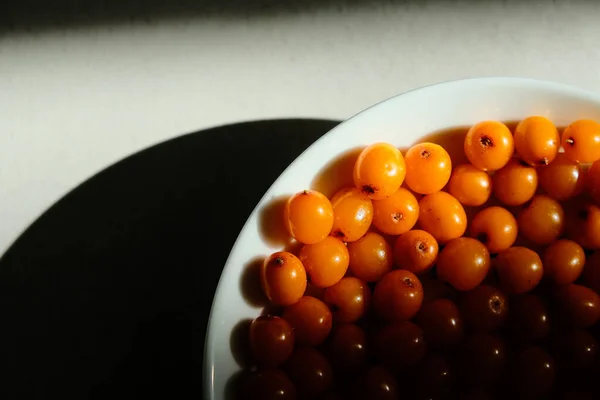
[356, 365, 399, 400]
[583, 251, 600, 294]
[514, 116, 560, 166]
[588, 159, 600, 204]
[347, 232, 393, 282]
[404, 142, 452, 194]
[416, 298, 464, 348]
[470, 206, 518, 254]
[374, 321, 426, 368]
[543, 239, 585, 286]
[561, 119, 600, 163]
[326, 323, 368, 373]
[285, 347, 333, 396]
[329, 187, 373, 242]
[353, 142, 406, 200]
[506, 294, 551, 343]
[250, 316, 295, 367]
[393, 229, 439, 274]
[464, 120, 514, 171]
[566, 198, 600, 250]
[555, 284, 600, 328]
[518, 195, 564, 245]
[492, 159, 538, 206]
[538, 153, 586, 201]
[552, 329, 599, 369]
[282, 296, 332, 346]
[372, 187, 419, 235]
[447, 163, 492, 206]
[244, 369, 297, 400]
[511, 347, 555, 398]
[298, 236, 349, 288]
[495, 247, 543, 295]
[458, 333, 507, 387]
[418, 191, 467, 244]
[284, 190, 334, 244]
[436, 237, 490, 291]
[373, 270, 423, 321]
[261, 252, 307, 306]
[323, 277, 371, 323]
[459, 285, 508, 332]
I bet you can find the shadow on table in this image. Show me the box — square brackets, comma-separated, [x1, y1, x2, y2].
[0, 118, 339, 398]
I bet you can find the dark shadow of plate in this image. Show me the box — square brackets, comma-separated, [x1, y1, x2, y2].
[0, 118, 339, 399]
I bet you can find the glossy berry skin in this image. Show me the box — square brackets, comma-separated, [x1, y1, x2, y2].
[459, 285, 508, 332]
[562, 119, 600, 163]
[393, 229, 439, 274]
[566, 200, 600, 250]
[323, 277, 371, 323]
[404, 142, 452, 194]
[514, 116, 560, 166]
[285, 347, 333, 396]
[470, 206, 518, 254]
[543, 239, 585, 286]
[261, 252, 307, 306]
[448, 163, 492, 206]
[492, 158, 538, 206]
[464, 120, 514, 171]
[284, 190, 334, 244]
[458, 333, 507, 386]
[583, 251, 600, 294]
[416, 298, 464, 348]
[329, 187, 373, 242]
[552, 329, 599, 369]
[511, 347, 555, 398]
[347, 232, 393, 282]
[353, 142, 406, 200]
[588, 159, 600, 204]
[243, 369, 297, 400]
[518, 195, 565, 245]
[495, 247, 543, 295]
[436, 237, 490, 291]
[506, 294, 551, 343]
[298, 236, 349, 288]
[373, 270, 423, 321]
[282, 296, 332, 346]
[538, 153, 586, 201]
[556, 284, 600, 328]
[356, 365, 398, 400]
[374, 321, 426, 368]
[327, 323, 368, 373]
[418, 191, 467, 244]
[372, 187, 419, 235]
[250, 316, 295, 367]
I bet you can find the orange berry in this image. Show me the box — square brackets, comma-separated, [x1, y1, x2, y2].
[565, 199, 600, 250]
[492, 158, 538, 206]
[282, 296, 332, 346]
[464, 120, 514, 171]
[448, 164, 492, 206]
[298, 236, 349, 288]
[393, 229, 439, 274]
[538, 153, 586, 201]
[436, 237, 491, 291]
[373, 270, 424, 321]
[418, 191, 467, 244]
[587, 159, 600, 204]
[470, 206, 518, 254]
[514, 116, 560, 166]
[543, 239, 585, 286]
[323, 277, 371, 323]
[261, 252, 307, 306]
[284, 190, 334, 244]
[353, 142, 406, 200]
[562, 119, 600, 163]
[347, 232, 393, 282]
[518, 195, 565, 246]
[495, 247, 543, 295]
[404, 142, 452, 194]
[372, 187, 419, 235]
[329, 187, 373, 242]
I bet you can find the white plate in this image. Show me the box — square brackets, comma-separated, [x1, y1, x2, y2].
[203, 77, 600, 399]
